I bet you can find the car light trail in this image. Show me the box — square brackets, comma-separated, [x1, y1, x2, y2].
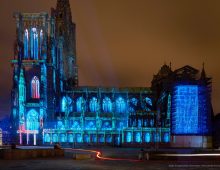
[65, 148, 141, 162]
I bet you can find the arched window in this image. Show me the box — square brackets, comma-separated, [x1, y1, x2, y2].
[60, 134, 66, 143]
[99, 135, 104, 143]
[57, 121, 64, 130]
[126, 132, 132, 143]
[135, 132, 141, 143]
[44, 134, 50, 143]
[163, 133, 170, 143]
[52, 134, 58, 143]
[144, 97, 152, 111]
[89, 97, 98, 112]
[26, 109, 39, 130]
[106, 135, 112, 143]
[40, 29, 43, 57]
[145, 133, 151, 143]
[76, 134, 82, 143]
[116, 97, 126, 113]
[31, 76, 40, 99]
[61, 96, 72, 113]
[102, 97, 112, 113]
[76, 97, 85, 113]
[129, 98, 138, 113]
[30, 27, 38, 59]
[68, 134, 74, 143]
[84, 134, 90, 143]
[61, 97, 67, 112]
[24, 29, 29, 59]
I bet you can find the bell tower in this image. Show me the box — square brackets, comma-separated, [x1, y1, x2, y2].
[55, 0, 78, 90]
[11, 12, 57, 145]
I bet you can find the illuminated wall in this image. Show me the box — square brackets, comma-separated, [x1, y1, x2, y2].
[172, 85, 199, 134]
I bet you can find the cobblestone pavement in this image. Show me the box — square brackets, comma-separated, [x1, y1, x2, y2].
[1, 159, 220, 170]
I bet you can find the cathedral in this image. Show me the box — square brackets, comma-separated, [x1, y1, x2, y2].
[10, 0, 213, 147]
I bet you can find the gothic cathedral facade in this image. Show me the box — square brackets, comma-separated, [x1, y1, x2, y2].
[10, 0, 213, 147]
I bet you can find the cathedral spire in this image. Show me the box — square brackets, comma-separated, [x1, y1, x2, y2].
[56, 0, 72, 23]
[200, 62, 207, 80]
[55, 0, 78, 88]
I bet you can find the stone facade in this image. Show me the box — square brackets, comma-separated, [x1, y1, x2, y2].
[10, 0, 213, 147]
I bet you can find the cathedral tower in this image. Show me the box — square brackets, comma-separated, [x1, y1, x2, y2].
[11, 12, 58, 145]
[55, 0, 78, 90]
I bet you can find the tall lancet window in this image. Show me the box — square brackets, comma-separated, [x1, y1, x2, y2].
[40, 30, 43, 57]
[103, 97, 112, 113]
[89, 97, 98, 113]
[116, 97, 126, 113]
[30, 28, 38, 59]
[24, 29, 29, 59]
[31, 76, 40, 99]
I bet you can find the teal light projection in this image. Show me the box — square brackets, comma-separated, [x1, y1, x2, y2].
[24, 29, 29, 59]
[145, 133, 150, 142]
[102, 97, 112, 113]
[89, 97, 98, 112]
[44, 134, 50, 142]
[76, 97, 84, 112]
[144, 97, 152, 111]
[26, 109, 39, 130]
[30, 28, 38, 59]
[116, 97, 126, 113]
[172, 85, 199, 134]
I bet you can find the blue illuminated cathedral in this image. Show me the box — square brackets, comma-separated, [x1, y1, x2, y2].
[10, 0, 213, 147]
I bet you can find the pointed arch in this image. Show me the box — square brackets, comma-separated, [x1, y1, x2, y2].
[61, 96, 67, 112]
[44, 134, 50, 143]
[89, 97, 98, 112]
[40, 29, 43, 57]
[24, 29, 29, 58]
[30, 27, 38, 59]
[31, 76, 40, 99]
[116, 97, 126, 113]
[102, 97, 112, 113]
[26, 109, 39, 130]
[76, 97, 85, 113]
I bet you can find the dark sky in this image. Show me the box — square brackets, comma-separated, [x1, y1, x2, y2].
[0, 0, 220, 119]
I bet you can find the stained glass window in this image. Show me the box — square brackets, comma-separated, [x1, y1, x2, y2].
[31, 76, 40, 99]
[30, 27, 38, 59]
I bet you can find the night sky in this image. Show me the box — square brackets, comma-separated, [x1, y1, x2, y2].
[0, 0, 220, 119]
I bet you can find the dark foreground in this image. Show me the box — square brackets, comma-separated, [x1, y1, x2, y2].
[1, 159, 220, 170]
[1, 147, 220, 170]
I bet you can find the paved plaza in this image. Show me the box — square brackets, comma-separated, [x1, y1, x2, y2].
[1, 159, 220, 170]
[1, 147, 220, 170]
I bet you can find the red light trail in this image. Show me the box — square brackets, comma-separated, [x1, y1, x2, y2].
[65, 148, 141, 162]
